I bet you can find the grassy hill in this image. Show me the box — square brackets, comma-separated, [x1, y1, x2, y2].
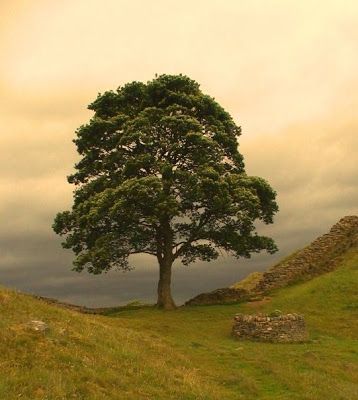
[1, 248, 357, 399]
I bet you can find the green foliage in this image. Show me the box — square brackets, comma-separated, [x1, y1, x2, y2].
[53, 74, 278, 275]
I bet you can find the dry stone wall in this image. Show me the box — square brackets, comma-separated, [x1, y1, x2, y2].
[232, 313, 308, 343]
[184, 287, 249, 306]
[252, 216, 358, 294]
[185, 216, 358, 306]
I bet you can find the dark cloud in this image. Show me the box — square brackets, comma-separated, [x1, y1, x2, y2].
[1, 0, 357, 306]
[0, 229, 285, 307]
[1, 97, 357, 307]
[1, 101, 357, 306]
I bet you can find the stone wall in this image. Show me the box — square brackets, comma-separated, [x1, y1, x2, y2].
[252, 216, 358, 294]
[184, 287, 249, 306]
[232, 313, 308, 343]
[185, 216, 358, 306]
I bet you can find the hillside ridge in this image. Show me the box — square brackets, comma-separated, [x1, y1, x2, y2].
[185, 215, 358, 306]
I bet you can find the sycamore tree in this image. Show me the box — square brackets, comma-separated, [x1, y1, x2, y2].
[53, 74, 278, 309]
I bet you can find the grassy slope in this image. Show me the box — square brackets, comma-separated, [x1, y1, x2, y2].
[0, 249, 357, 400]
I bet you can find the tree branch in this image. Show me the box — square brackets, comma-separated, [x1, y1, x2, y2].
[172, 212, 212, 258]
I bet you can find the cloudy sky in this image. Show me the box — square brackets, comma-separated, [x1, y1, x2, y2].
[1, 0, 357, 307]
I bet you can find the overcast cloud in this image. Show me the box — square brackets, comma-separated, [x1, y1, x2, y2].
[1, 0, 357, 306]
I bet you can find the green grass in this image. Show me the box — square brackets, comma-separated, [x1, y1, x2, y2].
[1, 249, 357, 399]
[230, 271, 263, 291]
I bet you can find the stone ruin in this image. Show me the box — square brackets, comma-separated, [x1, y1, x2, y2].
[232, 312, 308, 343]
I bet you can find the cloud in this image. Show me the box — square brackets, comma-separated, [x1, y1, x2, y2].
[241, 89, 358, 250]
[0, 228, 282, 307]
[0, 0, 357, 306]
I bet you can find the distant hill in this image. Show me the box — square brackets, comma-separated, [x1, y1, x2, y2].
[0, 216, 357, 399]
[185, 215, 358, 306]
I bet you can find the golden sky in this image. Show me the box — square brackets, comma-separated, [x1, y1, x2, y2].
[0, 0, 357, 305]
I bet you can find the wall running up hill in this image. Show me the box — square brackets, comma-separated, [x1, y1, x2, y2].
[253, 216, 358, 294]
[185, 216, 358, 306]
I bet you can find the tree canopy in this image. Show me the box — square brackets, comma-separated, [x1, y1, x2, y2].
[53, 74, 278, 309]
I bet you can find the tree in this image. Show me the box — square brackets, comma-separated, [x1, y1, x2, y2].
[53, 74, 278, 309]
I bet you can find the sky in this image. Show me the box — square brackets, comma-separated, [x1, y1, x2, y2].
[0, 0, 357, 307]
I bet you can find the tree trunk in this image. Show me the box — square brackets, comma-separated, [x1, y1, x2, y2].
[157, 259, 176, 310]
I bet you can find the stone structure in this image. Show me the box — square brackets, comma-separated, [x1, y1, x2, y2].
[185, 216, 358, 306]
[252, 216, 358, 294]
[232, 313, 308, 343]
[184, 287, 249, 306]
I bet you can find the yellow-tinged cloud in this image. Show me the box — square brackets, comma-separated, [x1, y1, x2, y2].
[0, 0, 357, 303]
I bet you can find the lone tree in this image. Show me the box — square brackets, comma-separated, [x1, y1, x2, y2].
[53, 74, 278, 309]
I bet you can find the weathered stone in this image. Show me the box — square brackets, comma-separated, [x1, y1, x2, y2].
[252, 216, 358, 294]
[185, 216, 358, 306]
[185, 287, 249, 306]
[232, 313, 308, 343]
[29, 320, 49, 332]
